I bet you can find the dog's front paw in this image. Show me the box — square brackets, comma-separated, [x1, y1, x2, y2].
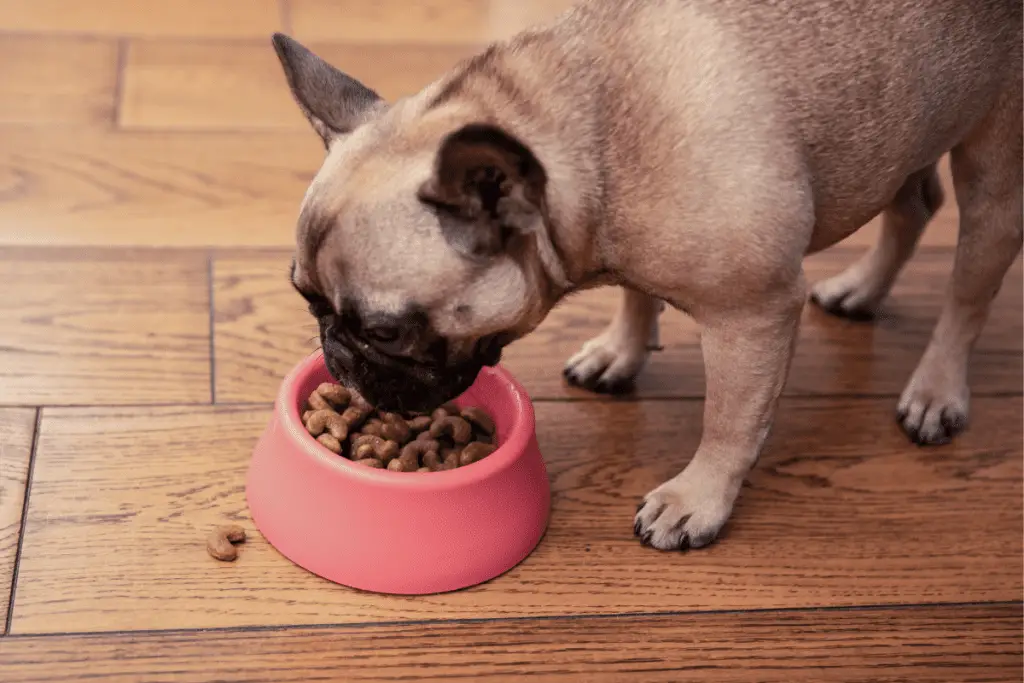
[633, 464, 739, 551]
[810, 268, 889, 320]
[563, 333, 651, 394]
[897, 361, 970, 445]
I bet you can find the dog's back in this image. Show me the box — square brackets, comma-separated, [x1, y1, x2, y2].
[430, 0, 1020, 253]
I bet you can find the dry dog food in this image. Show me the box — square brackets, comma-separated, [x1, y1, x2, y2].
[300, 383, 498, 472]
[207, 524, 247, 561]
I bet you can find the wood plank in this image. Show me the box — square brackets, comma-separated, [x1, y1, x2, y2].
[213, 250, 1021, 403]
[120, 40, 481, 130]
[0, 408, 35, 633]
[0, 36, 119, 127]
[213, 257, 320, 400]
[0, 604, 1020, 681]
[290, 0, 577, 45]
[9, 396, 1020, 633]
[0, 129, 321, 247]
[0, 0, 281, 39]
[0, 127, 961, 248]
[0, 249, 210, 405]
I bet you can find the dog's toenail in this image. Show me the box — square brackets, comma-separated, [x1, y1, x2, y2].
[668, 514, 691, 535]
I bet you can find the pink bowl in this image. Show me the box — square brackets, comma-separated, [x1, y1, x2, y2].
[246, 349, 550, 594]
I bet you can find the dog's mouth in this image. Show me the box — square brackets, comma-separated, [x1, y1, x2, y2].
[321, 332, 509, 412]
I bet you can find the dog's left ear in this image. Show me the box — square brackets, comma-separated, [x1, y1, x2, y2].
[418, 124, 547, 258]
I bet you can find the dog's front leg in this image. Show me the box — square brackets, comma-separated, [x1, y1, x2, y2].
[634, 278, 805, 550]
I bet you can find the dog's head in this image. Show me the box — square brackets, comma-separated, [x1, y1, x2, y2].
[274, 34, 568, 411]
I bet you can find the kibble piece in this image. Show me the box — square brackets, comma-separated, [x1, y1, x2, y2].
[430, 402, 459, 422]
[316, 433, 343, 454]
[353, 436, 400, 463]
[350, 433, 381, 450]
[430, 416, 473, 445]
[442, 449, 460, 470]
[354, 458, 384, 469]
[460, 406, 495, 436]
[387, 458, 412, 472]
[379, 414, 412, 444]
[422, 450, 442, 471]
[407, 415, 433, 433]
[416, 467, 431, 473]
[317, 382, 351, 408]
[306, 409, 349, 441]
[459, 441, 497, 466]
[307, 391, 332, 412]
[340, 397, 373, 430]
[400, 439, 440, 469]
[360, 418, 384, 437]
[207, 524, 246, 562]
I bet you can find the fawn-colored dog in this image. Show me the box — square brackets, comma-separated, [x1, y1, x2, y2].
[274, 0, 1022, 550]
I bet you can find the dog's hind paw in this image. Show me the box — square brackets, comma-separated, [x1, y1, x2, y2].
[810, 271, 888, 320]
[563, 333, 650, 394]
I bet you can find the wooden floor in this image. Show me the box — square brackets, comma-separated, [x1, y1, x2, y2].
[0, 2, 1021, 681]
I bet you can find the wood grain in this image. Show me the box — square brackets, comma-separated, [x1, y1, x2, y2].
[0, 1, 1017, 674]
[0, 36, 119, 127]
[0, 129, 321, 247]
[213, 250, 1021, 403]
[10, 397, 1020, 633]
[213, 257, 320, 402]
[1, 604, 1020, 682]
[0, 249, 210, 405]
[0, 0, 281, 39]
[289, 0, 577, 45]
[0, 408, 35, 633]
[120, 40, 481, 130]
[0, 129, 961, 248]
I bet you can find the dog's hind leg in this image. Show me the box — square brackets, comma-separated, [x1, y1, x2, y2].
[563, 288, 663, 394]
[811, 163, 943, 319]
[898, 88, 1023, 445]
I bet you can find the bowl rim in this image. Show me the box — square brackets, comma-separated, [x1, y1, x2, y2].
[277, 349, 536, 490]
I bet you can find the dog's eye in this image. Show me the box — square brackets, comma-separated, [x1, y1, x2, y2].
[307, 297, 334, 318]
[366, 325, 400, 344]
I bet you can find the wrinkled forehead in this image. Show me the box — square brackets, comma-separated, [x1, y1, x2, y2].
[291, 169, 471, 315]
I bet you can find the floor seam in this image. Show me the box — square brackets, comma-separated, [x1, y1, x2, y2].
[0, 391, 1019, 411]
[111, 37, 128, 128]
[278, 0, 292, 34]
[5, 599, 1020, 640]
[4, 408, 43, 635]
[207, 252, 217, 405]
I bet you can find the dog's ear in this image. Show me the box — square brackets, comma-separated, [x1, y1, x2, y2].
[272, 33, 384, 147]
[418, 124, 547, 258]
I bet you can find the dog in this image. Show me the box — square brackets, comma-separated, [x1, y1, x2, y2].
[273, 0, 1022, 551]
